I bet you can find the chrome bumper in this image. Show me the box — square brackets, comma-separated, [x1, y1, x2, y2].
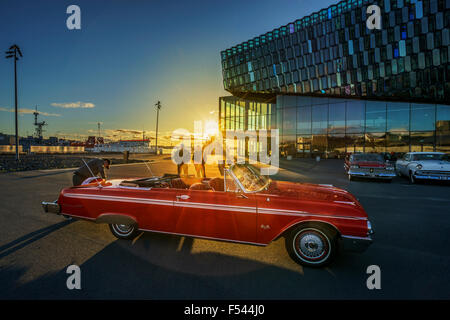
[348, 170, 396, 179]
[41, 201, 61, 214]
[414, 173, 450, 181]
[340, 235, 373, 253]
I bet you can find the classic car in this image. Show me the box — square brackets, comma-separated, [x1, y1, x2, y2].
[396, 152, 450, 184]
[344, 153, 396, 181]
[42, 164, 373, 268]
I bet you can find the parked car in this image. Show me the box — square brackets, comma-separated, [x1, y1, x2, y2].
[344, 153, 396, 181]
[42, 164, 373, 268]
[396, 152, 450, 184]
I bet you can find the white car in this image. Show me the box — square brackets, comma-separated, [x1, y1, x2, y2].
[396, 152, 450, 184]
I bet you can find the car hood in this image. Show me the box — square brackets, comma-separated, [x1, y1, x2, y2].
[265, 180, 360, 205]
[413, 160, 450, 170]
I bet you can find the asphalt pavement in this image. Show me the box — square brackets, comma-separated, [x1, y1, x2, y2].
[0, 156, 449, 299]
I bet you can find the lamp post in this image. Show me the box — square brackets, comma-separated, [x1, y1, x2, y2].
[155, 101, 161, 155]
[5, 44, 22, 162]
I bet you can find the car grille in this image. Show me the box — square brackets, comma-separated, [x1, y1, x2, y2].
[358, 167, 389, 173]
[418, 170, 450, 176]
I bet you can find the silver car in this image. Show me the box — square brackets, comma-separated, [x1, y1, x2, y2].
[396, 152, 450, 184]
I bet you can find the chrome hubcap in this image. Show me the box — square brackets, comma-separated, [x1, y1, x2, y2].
[299, 234, 325, 258]
[115, 224, 133, 234]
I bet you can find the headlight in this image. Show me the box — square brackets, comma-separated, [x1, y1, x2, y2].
[416, 164, 423, 169]
[350, 165, 359, 169]
[367, 220, 374, 235]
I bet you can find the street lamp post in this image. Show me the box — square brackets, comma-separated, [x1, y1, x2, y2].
[155, 101, 161, 155]
[5, 44, 23, 162]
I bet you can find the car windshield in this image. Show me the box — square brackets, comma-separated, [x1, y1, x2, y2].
[352, 154, 383, 162]
[412, 154, 444, 161]
[230, 164, 271, 192]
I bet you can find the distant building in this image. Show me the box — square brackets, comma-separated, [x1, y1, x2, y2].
[219, 0, 450, 157]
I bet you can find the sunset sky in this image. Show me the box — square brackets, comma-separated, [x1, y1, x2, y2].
[0, 0, 335, 144]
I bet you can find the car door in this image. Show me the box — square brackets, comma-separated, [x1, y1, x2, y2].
[102, 186, 178, 233]
[172, 181, 258, 243]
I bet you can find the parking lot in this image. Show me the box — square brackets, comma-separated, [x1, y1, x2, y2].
[0, 157, 449, 299]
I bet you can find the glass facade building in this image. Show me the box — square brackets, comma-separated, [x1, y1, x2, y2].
[219, 0, 450, 157]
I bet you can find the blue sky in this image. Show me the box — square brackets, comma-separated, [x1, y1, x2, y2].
[0, 0, 336, 143]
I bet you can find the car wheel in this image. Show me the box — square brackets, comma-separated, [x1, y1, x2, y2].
[109, 223, 139, 240]
[285, 224, 338, 268]
[409, 171, 415, 184]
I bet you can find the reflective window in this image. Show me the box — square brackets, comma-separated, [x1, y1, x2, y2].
[366, 101, 386, 132]
[387, 102, 410, 131]
[328, 134, 346, 157]
[346, 100, 365, 133]
[386, 132, 410, 152]
[411, 104, 436, 131]
[312, 104, 328, 134]
[410, 131, 435, 152]
[297, 106, 312, 134]
[346, 134, 364, 153]
[328, 102, 346, 134]
[283, 108, 297, 135]
[365, 132, 386, 152]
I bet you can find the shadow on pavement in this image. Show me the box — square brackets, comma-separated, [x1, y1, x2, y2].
[0, 220, 74, 259]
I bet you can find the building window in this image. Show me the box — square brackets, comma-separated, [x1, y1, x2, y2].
[312, 104, 328, 134]
[366, 101, 387, 132]
[387, 102, 410, 132]
[346, 100, 365, 133]
[297, 106, 312, 134]
[328, 102, 346, 134]
[410, 103, 436, 131]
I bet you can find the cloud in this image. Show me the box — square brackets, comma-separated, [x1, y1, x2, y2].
[51, 101, 95, 109]
[0, 107, 61, 117]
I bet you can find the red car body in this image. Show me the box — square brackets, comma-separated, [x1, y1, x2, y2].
[43, 164, 373, 267]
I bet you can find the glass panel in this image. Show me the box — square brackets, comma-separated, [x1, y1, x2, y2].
[327, 134, 346, 158]
[345, 134, 364, 153]
[436, 105, 450, 153]
[365, 132, 386, 152]
[297, 135, 312, 157]
[410, 131, 435, 152]
[386, 132, 409, 152]
[281, 135, 296, 156]
[387, 102, 410, 132]
[346, 100, 365, 133]
[328, 102, 346, 134]
[312, 104, 328, 134]
[366, 101, 386, 133]
[410, 104, 436, 131]
[283, 108, 297, 135]
[297, 106, 312, 134]
[311, 134, 327, 154]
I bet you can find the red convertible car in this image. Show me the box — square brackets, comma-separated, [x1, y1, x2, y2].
[42, 164, 373, 267]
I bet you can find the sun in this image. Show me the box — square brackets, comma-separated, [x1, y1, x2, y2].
[204, 120, 219, 139]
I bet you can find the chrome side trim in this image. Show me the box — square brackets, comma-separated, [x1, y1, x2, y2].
[258, 207, 367, 221]
[137, 227, 266, 246]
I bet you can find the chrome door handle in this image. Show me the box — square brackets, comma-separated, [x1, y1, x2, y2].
[176, 195, 190, 200]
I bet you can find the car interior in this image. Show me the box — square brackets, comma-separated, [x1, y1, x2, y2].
[118, 174, 237, 192]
